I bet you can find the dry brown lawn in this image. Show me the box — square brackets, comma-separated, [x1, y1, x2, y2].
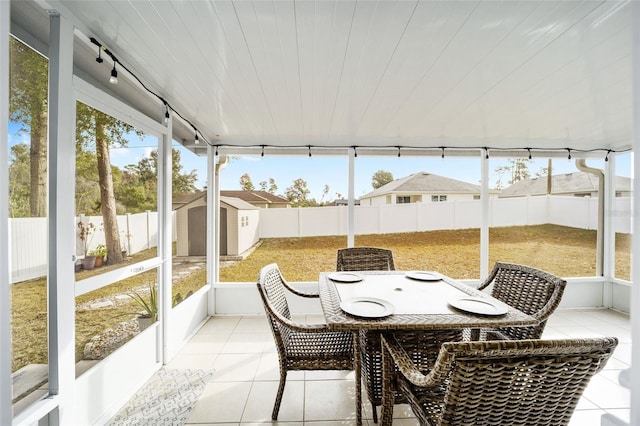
[220, 224, 630, 282]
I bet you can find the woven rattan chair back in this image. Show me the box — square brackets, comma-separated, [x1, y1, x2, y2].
[381, 336, 618, 426]
[336, 247, 396, 271]
[257, 263, 354, 420]
[478, 262, 567, 340]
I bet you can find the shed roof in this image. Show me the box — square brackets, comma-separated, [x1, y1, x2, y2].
[220, 190, 290, 205]
[220, 196, 260, 210]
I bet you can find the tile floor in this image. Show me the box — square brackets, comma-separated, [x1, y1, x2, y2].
[166, 308, 631, 425]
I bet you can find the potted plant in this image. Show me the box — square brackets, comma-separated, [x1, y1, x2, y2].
[89, 244, 108, 267]
[126, 283, 157, 332]
[78, 220, 96, 270]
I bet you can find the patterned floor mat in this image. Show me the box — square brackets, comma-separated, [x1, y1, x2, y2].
[107, 368, 214, 426]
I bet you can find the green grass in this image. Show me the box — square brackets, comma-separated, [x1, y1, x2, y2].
[10, 224, 631, 372]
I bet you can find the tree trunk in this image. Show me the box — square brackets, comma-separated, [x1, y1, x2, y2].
[95, 112, 123, 265]
[29, 100, 47, 217]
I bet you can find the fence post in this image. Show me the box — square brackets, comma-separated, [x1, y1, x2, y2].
[146, 210, 151, 250]
[126, 213, 132, 255]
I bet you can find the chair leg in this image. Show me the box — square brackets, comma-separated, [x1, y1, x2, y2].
[272, 369, 287, 420]
[371, 402, 378, 423]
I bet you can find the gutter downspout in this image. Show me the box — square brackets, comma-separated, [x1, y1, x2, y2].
[575, 159, 604, 276]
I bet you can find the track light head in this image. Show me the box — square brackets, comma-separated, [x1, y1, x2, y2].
[109, 64, 118, 84]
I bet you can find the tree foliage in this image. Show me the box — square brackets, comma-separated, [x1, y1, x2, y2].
[259, 177, 278, 193]
[372, 170, 394, 189]
[494, 159, 533, 190]
[119, 148, 198, 212]
[285, 178, 318, 207]
[8, 144, 31, 217]
[9, 37, 48, 217]
[240, 173, 255, 191]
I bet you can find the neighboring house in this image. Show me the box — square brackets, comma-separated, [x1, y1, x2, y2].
[174, 192, 259, 257]
[220, 190, 291, 208]
[499, 172, 632, 198]
[332, 198, 360, 206]
[359, 172, 493, 206]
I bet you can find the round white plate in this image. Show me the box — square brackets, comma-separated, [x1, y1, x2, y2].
[448, 297, 508, 316]
[340, 297, 394, 318]
[405, 271, 442, 281]
[328, 272, 364, 283]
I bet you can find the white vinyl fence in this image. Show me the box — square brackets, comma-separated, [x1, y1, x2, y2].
[10, 196, 631, 284]
[259, 195, 632, 237]
[10, 211, 172, 284]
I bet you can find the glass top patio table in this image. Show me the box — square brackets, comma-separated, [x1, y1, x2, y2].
[318, 270, 538, 426]
[318, 270, 537, 331]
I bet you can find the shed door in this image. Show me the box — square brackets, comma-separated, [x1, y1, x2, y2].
[188, 206, 206, 256]
[219, 207, 227, 256]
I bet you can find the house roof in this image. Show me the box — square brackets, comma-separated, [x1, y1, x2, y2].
[219, 190, 290, 205]
[499, 172, 632, 198]
[360, 172, 481, 199]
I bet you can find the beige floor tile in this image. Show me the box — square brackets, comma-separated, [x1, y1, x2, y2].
[582, 375, 631, 409]
[212, 353, 262, 382]
[569, 409, 607, 425]
[253, 352, 305, 382]
[179, 332, 231, 355]
[199, 316, 242, 333]
[242, 380, 305, 422]
[187, 381, 252, 423]
[165, 353, 216, 370]
[220, 333, 270, 354]
[303, 380, 356, 422]
[234, 317, 271, 333]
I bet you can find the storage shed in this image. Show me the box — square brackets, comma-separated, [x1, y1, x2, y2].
[174, 193, 259, 257]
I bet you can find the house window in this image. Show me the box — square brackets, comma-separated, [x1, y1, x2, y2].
[473, 195, 480, 200]
[397, 196, 410, 204]
[431, 195, 447, 202]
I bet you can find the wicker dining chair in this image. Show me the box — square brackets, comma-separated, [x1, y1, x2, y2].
[380, 334, 618, 426]
[335, 247, 461, 423]
[256, 263, 354, 420]
[474, 262, 567, 340]
[336, 247, 395, 272]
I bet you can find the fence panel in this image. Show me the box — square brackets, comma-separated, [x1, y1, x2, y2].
[10, 197, 632, 283]
[10, 218, 47, 283]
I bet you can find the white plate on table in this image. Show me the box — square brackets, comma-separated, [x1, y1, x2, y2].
[448, 296, 508, 316]
[340, 297, 394, 318]
[328, 272, 364, 283]
[405, 271, 442, 281]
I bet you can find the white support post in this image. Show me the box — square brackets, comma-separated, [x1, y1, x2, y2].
[630, 3, 640, 424]
[602, 155, 616, 308]
[158, 117, 172, 362]
[480, 150, 489, 280]
[207, 145, 218, 314]
[0, 1, 12, 423]
[347, 149, 355, 247]
[48, 13, 76, 424]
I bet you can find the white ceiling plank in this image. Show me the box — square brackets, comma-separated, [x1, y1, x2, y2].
[18, 0, 633, 153]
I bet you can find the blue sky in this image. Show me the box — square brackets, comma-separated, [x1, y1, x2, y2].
[8, 121, 631, 201]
